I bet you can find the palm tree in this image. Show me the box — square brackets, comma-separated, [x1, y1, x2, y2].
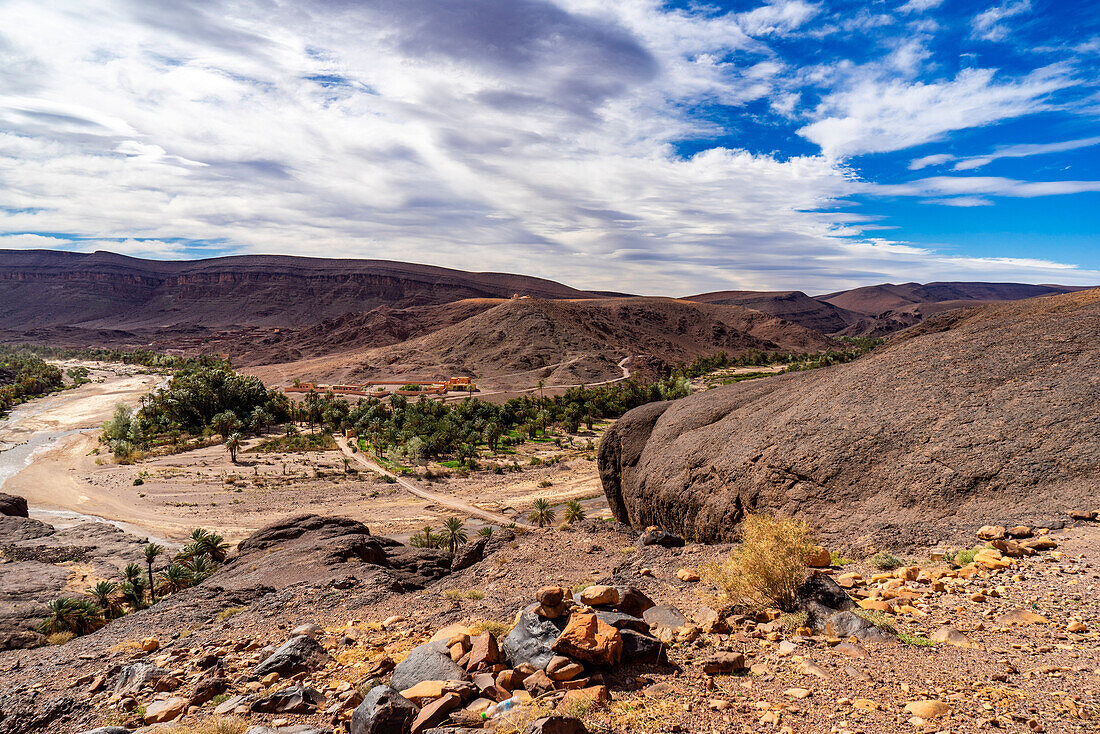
[409, 525, 436, 548]
[226, 432, 242, 463]
[37, 597, 103, 636]
[158, 563, 191, 595]
[537, 379, 545, 401]
[185, 553, 215, 582]
[441, 517, 467, 554]
[143, 543, 164, 602]
[564, 500, 586, 524]
[477, 526, 494, 538]
[183, 529, 230, 563]
[528, 498, 555, 528]
[89, 580, 121, 619]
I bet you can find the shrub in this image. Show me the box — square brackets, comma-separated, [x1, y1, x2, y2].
[467, 618, 511, 639]
[950, 547, 979, 566]
[700, 514, 815, 613]
[870, 552, 902, 571]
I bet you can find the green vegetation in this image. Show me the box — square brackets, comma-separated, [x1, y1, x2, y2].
[947, 547, 980, 566]
[99, 356, 290, 461]
[563, 500, 586, 524]
[870, 551, 903, 571]
[0, 346, 64, 416]
[898, 632, 936, 647]
[670, 339, 883, 382]
[528, 498, 556, 528]
[38, 527, 230, 643]
[700, 514, 815, 613]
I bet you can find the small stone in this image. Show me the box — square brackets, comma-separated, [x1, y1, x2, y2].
[805, 546, 832, 568]
[785, 687, 812, 699]
[141, 637, 160, 652]
[143, 697, 188, 724]
[977, 525, 1006, 541]
[702, 652, 746, 675]
[675, 568, 700, 583]
[930, 626, 977, 648]
[1067, 620, 1088, 633]
[904, 700, 951, 719]
[578, 585, 619, 606]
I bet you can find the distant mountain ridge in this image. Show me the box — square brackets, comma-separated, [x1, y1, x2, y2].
[0, 249, 600, 329]
[685, 281, 1092, 336]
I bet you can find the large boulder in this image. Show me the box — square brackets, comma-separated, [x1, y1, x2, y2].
[598, 291, 1100, 544]
[390, 640, 468, 691]
[451, 536, 488, 571]
[218, 515, 452, 591]
[502, 608, 569, 670]
[254, 635, 332, 677]
[351, 685, 419, 734]
[0, 493, 28, 517]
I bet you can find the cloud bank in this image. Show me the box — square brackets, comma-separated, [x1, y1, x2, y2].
[0, 0, 1097, 294]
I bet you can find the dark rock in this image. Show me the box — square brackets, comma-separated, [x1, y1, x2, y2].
[76, 729, 132, 734]
[502, 608, 569, 670]
[190, 676, 229, 706]
[0, 493, 28, 517]
[246, 726, 328, 734]
[451, 537, 488, 572]
[637, 528, 684, 548]
[598, 293, 1100, 544]
[0, 630, 45, 650]
[114, 662, 168, 694]
[219, 514, 451, 592]
[796, 574, 856, 629]
[250, 685, 325, 714]
[1033, 520, 1066, 530]
[825, 611, 894, 643]
[612, 586, 655, 618]
[523, 716, 590, 734]
[390, 640, 468, 690]
[482, 527, 516, 557]
[594, 610, 649, 633]
[619, 629, 665, 665]
[351, 685, 419, 734]
[254, 634, 332, 677]
[641, 605, 687, 630]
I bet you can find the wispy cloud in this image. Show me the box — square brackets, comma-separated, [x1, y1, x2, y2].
[972, 0, 1032, 42]
[0, 0, 1095, 294]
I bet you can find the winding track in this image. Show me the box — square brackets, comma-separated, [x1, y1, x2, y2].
[336, 435, 534, 528]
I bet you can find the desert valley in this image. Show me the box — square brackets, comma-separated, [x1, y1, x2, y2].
[0, 253, 1097, 734]
[3, 1, 1100, 733]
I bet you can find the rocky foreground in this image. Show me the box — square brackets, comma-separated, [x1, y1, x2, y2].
[1, 510, 1098, 734]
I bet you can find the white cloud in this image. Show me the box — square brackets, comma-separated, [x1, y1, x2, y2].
[972, 0, 1032, 42]
[950, 135, 1100, 170]
[738, 1, 821, 36]
[0, 0, 1094, 296]
[874, 175, 1100, 198]
[799, 66, 1071, 158]
[898, 0, 944, 13]
[909, 153, 956, 170]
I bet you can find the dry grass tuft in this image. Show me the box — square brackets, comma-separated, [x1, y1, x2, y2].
[467, 618, 512, 639]
[158, 717, 247, 734]
[700, 513, 815, 613]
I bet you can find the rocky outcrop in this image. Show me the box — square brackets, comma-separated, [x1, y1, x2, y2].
[599, 290, 1100, 545]
[0, 493, 28, 517]
[215, 514, 451, 591]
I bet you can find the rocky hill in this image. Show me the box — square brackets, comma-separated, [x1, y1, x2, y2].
[0, 250, 598, 331]
[253, 297, 840, 385]
[598, 289, 1100, 548]
[684, 290, 862, 334]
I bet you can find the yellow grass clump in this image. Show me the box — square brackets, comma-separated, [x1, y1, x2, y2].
[700, 513, 815, 612]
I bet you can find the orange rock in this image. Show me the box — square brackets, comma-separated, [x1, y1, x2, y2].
[805, 546, 832, 568]
[552, 613, 622, 667]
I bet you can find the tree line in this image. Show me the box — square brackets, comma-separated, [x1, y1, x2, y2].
[0, 347, 64, 416]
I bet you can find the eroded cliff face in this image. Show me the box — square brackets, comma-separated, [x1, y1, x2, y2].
[0, 249, 592, 329]
[599, 289, 1100, 548]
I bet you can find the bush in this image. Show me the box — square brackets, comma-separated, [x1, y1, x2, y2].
[870, 552, 902, 571]
[700, 514, 815, 613]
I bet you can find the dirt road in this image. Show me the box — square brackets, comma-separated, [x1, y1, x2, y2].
[336, 436, 534, 528]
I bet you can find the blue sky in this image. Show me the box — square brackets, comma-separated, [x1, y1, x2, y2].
[0, 0, 1097, 294]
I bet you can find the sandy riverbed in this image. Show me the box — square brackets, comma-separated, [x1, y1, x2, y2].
[1, 363, 610, 544]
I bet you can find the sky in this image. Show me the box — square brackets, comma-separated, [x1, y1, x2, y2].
[0, 0, 1098, 295]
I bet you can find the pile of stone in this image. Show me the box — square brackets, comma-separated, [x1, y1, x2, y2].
[352, 583, 669, 734]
